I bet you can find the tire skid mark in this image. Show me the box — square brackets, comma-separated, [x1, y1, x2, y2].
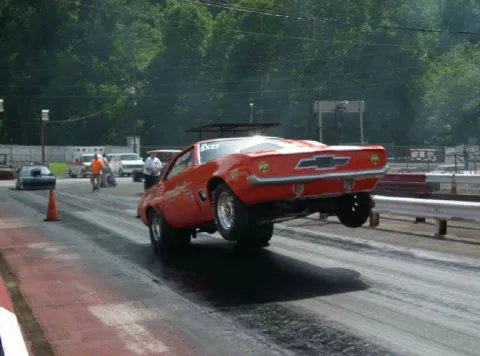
[8, 190, 402, 356]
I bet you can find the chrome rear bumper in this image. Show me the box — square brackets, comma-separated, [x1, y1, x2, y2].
[246, 166, 388, 186]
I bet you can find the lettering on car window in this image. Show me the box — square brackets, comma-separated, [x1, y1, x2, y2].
[200, 143, 220, 152]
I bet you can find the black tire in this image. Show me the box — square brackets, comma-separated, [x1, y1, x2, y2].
[212, 183, 273, 248]
[336, 192, 372, 228]
[148, 208, 191, 254]
[237, 223, 274, 249]
[212, 183, 250, 241]
[252, 223, 274, 246]
[132, 172, 141, 182]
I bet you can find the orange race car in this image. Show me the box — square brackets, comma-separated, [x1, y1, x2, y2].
[137, 134, 388, 253]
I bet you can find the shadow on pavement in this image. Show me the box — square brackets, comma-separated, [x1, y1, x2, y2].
[5, 191, 368, 308]
[145, 239, 369, 307]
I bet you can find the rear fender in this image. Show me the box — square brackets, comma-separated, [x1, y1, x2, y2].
[204, 154, 253, 200]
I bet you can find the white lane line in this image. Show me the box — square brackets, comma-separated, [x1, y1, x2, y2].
[0, 307, 29, 356]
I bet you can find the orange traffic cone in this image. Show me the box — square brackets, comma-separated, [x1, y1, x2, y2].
[44, 190, 60, 221]
[450, 174, 457, 194]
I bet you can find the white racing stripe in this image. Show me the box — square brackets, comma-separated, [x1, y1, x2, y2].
[0, 307, 29, 356]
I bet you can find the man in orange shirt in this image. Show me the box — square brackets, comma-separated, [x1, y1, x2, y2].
[90, 154, 103, 191]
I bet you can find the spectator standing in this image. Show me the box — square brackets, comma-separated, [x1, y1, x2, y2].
[90, 154, 103, 191]
[143, 151, 162, 191]
[101, 153, 109, 187]
[463, 147, 469, 170]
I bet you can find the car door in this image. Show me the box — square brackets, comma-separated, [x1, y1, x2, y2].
[162, 148, 203, 226]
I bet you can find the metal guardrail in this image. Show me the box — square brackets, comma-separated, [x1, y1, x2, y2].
[425, 173, 480, 185]
[369, 195, 480, 236]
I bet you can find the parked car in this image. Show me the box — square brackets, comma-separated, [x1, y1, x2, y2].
[15, 165, 56, 190]
[136, 136, 387, 253]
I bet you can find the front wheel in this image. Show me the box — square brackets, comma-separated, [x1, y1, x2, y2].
[148, 209, 190, 254]
[336, 192, 372, 228]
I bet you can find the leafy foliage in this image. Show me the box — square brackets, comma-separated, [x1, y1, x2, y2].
[1, 0, 479, 146]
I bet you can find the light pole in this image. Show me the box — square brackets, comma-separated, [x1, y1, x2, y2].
[249, 102, 254, 123]
[41, 110, 49, 163]
[127, 86, 137, 153]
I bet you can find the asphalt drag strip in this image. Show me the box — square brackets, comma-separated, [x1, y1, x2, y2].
[7, 188, 480, 356]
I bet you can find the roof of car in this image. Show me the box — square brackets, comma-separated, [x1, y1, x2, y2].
[196, 136, 283, 144]
[108, 153, 137, 155]
[20, 165, 48, 169]
[186, 123, 281, 133]
[147, 149, 182, 153]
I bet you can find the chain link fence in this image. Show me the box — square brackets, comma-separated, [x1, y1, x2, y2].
[377, 144, 480, 173]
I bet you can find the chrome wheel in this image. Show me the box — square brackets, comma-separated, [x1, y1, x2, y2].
[217, 191, 234, 230]
[151, 213, 162, 243]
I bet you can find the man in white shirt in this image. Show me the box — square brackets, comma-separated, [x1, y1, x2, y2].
[143, 151, 163, 191]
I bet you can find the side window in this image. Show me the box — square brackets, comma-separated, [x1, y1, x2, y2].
[165, 150, 194, 180]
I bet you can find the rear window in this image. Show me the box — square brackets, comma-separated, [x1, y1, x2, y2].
[21, 166, 52, 176]
[198, 138, 287, 163]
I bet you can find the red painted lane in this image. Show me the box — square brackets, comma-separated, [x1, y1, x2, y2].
[0, 267, 14, 313]
[0, 206, 213, 356]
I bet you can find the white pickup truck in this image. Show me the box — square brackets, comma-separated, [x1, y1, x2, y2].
[108, 153, 144, 177]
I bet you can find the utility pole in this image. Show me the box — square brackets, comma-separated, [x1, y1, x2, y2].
[41, 110, 49, 163]
[128, 30, 138, 154]
[249, 102, 254, 123]
[127, 86, 137, 153]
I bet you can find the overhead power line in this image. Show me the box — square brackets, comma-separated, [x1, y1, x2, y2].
[188, 0, 480, 36]
[58, 0, 458, 48]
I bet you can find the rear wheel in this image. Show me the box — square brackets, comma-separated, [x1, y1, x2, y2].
[237, 223, 274, 249]
[212, 183, 272, 248]
[212, 183, 249, 241]
[148, 208, 190, 254]
[336, 192, 372, 228]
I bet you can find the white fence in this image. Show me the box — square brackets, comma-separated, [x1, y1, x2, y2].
[0, 145, 133, 163]
[369, 195, 480, 236]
